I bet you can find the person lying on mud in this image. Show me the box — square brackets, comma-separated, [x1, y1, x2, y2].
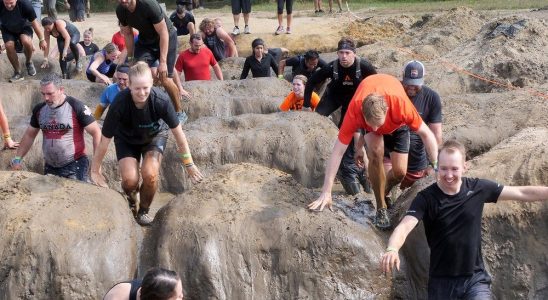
[381, 139, 548, 299]
[90, 63, 203, 226]
[93, 64, 130, 120]
[308, 74, 439, 230]
[383, 60, 443, 204]
[11, 73, 101, 182]
[279, 75, 319, 111]
[103, 267, 184, 300]
[240, 38, 279, 79]
[304, 37, 377, 198]
[0, 99, 20, 149]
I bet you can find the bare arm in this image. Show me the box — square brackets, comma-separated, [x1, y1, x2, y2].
[173, 69, 190, 98]
[171, 125, 203, 183]
[498, 186, 548, 202]
[212, 63, 223, 80]
[57, 20, 71, 58]
[90, 135, 112, 187]
[381, 215, 419, 273]
[307, 140, 348, 211]
[88, 53, 111, 84]
[15, 127, 40, 159]
[121, 26, 135, 58]
[217, 28, 238, 57]
[187, 22, 196, 35]
[278, 59, 287, 77]
[84, 122, 102, 154]
[0, 101, 18, 148]
[415, 122, 438, 165]
[428, 122, 442, 145]
[152, 20, 170, 71]
[30, 19, 46, 51]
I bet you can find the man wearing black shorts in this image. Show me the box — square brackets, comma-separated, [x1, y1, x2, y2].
[231, 0, 251, 35]
[116, 0, 183, 114]
[90, 63, 203, 226]
[303, 37, 377, 197]
[0, 0, 47, 82]
[382, 140, 548, 299]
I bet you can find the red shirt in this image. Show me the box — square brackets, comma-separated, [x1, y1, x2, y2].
[338, 74, 423, 145]
[174, 47, 217, 81]
[111, 31, 137, 52]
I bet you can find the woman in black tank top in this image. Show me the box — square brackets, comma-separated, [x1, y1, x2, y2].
[41, 17, 82, 79]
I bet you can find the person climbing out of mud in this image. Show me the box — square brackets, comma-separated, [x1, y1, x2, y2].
[104, 267, 184, 300]
[116, 0, 184, 118]
[240, 38, 279, 79]
[308, 74, 439, 230]
[303, 37, 377, 197]
[0, 99, 19, 149]
[278, 49, 327, 82]
[279, 75, 319, 111]
[383, 60, 443, 206]
[199, 18, 238, 62]
[90, 63, 203, 226]
[40, 16, 83, 79]
[93, 64, 130, 120]
[381, 139, 548, 299]
[11, 73, 101, 182]
[0, 0, 47, 82]
[85, 43, 121, 85]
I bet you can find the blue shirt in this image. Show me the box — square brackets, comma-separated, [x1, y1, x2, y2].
[100, 84, 124, 107]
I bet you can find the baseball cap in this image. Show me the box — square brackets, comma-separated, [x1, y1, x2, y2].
[403, 60, 425, 86]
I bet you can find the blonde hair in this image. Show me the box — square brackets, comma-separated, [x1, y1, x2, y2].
[84, 27, 94, 37]
[128, 62, 152, 81]
[362, 93, 387, 123]
[103, 42, 118, 54]
[293, 75, 308, 85]
[439, 139, 467, 162]
[199, 18, 215, 32]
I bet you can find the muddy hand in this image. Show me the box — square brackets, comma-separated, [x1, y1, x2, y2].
[90, 169, 108, 187]
[307, 192, 333, 211]
[186, 165, 203, 184]
[354, 147, 365, 169]
[4, 138, 19, 150]
[381, 250, 400, 274]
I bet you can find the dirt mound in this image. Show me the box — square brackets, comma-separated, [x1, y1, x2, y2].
[342, 16, 405, 46]
[0, 171, 137, 299]
[140, 163, 391, 300]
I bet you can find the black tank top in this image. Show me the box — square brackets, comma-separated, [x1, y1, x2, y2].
[204, 28, 226, 61]
[128, 279, 142, 300]
[52, 20, 79, 39]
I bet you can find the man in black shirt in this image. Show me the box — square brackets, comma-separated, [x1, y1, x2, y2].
[278, 49, 327, 81]
[381, 140, 548, 299]
[0, 0, 47, 82]
[90, 63, 203, 226]
[304, 37, 377, 196]
[170, 5, 195, 36]
[384, 61, 443, 204]
[116, 0, 182, 114]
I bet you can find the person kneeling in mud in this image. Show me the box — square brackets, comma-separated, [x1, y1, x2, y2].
[279, 75, 319, 111]
[90, 62, 203, 226]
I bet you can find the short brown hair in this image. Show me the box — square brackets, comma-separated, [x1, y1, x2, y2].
[199, 18, 215, 32]
[293, 75, 308, 85]
[439, 139, 467, 162]
[362, 93, 387, 124]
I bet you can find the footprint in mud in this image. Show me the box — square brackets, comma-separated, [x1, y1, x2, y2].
[333, 195, 377, 226]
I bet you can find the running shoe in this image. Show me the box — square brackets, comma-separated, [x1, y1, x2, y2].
[318, 9, 325, 13]
[26, 62, 36, 76]
[375, 208, 391, 230]
[9, 72, 24, 83]
[136, 211, 153, 226]
[286, 27, 291, 34]
[244, 25, 250, 34]
[275, 26, 284, 35]
[232, 26, 240, 35]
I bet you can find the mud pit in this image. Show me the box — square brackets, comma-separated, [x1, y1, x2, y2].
[0, 6, 547, 300]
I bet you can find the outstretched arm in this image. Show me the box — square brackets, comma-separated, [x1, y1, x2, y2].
[415, 122, 438, 167]
[152, 20, 170, 76]
[307, 140, 348, 211]
[90, 135, 112, 187]
[217, 28, 238, 57]
[380, 215, 419, 273]
[0, 101, 18, 149]
[31, 19, 47, 51]
[171, 125, 203, 184]
[498, 186, 548, 202]
[11, 127, 40, 170]
[212, 63, 223, 80]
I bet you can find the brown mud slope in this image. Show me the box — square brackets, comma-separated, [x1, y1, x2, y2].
[0, 171, 137, 299]
[141, 163, 390, 300]
[390, 128, 548, 299]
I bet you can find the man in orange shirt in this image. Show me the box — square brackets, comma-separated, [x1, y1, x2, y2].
[308, 73, 439, 229]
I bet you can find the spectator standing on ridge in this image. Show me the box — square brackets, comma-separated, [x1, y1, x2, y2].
[231, 0, 251, 35]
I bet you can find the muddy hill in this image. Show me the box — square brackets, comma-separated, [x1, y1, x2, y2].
[1, 6, 547, 300]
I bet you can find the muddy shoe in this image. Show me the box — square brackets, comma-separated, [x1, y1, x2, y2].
[375, 208, 391, 230]
[127, 191, 139, 217]
[136, 209, 153, 226]
[26, 62, 37, 76]
[9, 72, 24, 83]
[385, 196, 394, 209]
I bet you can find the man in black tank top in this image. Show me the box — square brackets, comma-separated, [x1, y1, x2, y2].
[199, 18, 238, 62]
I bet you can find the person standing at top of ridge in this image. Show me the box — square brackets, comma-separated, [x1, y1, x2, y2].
[0, 0, 47, 82]
[304, 37, 377, 198]
[115, 0, 184, 116]
[274, 0, 293, 35]
[230, 0, 251, 35]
